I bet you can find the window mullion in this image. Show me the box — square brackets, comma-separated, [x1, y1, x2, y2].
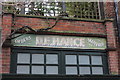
[102, 54, 109, 74]
[44, 53, 46, 74]
[89, 55, 92, 74]
[10, 52, 18, 73]
[30, 53, 32, 74]
[77, 54, 79, 75]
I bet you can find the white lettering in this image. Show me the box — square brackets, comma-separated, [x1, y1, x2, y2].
[36, 36, 44, 45]
[44, 37, 51, 44]
[87, 38, 104, 47]
[74, 38, 85, 47]
[14, 36, 31, 44]
[60, 38, 67, 46]
[36, 36, 86, 48]
[13, 35, 106, 49]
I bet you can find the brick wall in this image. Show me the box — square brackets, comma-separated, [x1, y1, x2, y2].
[115, 1, 120, 74]
[104, 2, 116, 19]
[1, 13, 12, 73]
[2, 47, 11, 73]
[104, 1, 120, 74]
[14, 16, 106, 35]
[2, 14, 12, 43]
[1, 12, 119, 75]
[118, 40, 120, 74]
[105, 21, 119, 74]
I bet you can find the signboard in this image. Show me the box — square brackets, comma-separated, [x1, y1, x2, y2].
[12, 34, 107, 49]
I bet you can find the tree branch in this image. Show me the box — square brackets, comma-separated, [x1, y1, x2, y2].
[7, 12, 66, 40]
[37, 13, 65, 31]
[8, 26, 36, 39]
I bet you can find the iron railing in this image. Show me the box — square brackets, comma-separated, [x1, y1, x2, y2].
[2, 2, 104, 19]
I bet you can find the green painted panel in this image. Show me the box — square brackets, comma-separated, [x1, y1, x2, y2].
[12, 34, 107, 49]
[12, 34, 36, 47]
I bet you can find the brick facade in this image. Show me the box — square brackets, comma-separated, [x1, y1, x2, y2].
[105, 21, 119, 74]
[115, 1, 120, 74]
[1, 2, 120, 75]
[14, 16, 106, 35]
[104, 1, 116, 19]
[1, 14, 12, 73]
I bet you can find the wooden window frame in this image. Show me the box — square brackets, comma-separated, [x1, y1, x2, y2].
[10, 47, 109, 75]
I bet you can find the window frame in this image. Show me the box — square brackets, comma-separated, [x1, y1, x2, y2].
[11, 50, 60, 75]
[63, 51, 107, 75]
[10, 47, 109, 75]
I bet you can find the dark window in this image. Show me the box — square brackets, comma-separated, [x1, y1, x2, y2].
[11, 48, 108, 75]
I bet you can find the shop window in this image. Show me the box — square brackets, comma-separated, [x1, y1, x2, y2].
[15, 53, 59, 74]
[65, 54, 104, 75]
[11, 49, 108, 75]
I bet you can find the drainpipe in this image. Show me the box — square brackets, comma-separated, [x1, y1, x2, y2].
[0, 28, 1, 54]
[114, 0, 120, 74]
[0, 27, 1, 54]
[0, 0, 1, 52]
[0, 1, 2, 79]
[114, 0, 120, 42]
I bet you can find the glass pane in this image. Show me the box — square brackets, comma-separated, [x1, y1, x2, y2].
[92, 67, 103, 74]
[32, 66, 44, 74]
[17, 53, 30, 63]
[46, 54, 58, 64]
[79, 67, 90, 74]
[91, 56, 102, 65]
[17, 66, 29, 74]
[32, 54, 44, 64]
[66, 55, 77, 64]
[66, 67, 77, 75]
[46, 66, 58, 74]
[79, 55, 90, 65]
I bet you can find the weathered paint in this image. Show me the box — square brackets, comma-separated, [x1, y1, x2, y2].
[12, 34, 107, 49]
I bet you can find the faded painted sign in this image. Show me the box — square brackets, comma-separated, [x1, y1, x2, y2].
[12, 34, 107, 49]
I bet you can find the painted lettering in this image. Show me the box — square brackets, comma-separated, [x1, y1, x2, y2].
[15, 36, 31, 43]
[87, 38, 104, 47]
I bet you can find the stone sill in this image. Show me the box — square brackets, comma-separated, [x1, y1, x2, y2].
[3, 13, 114, 23]
[16, 14, 114, 23]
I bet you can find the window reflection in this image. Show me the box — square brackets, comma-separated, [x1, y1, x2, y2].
[66, 55, 77, 64]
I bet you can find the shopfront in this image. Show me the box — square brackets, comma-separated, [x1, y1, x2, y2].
[10, 34, 108, 75]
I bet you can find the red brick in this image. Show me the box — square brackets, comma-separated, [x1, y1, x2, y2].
[1, 11, 119, 75]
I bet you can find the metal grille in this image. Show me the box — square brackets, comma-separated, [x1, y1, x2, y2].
[65, 2, 100, 19]
[24, 2, 62, 16]
[2, 2, 102, 19]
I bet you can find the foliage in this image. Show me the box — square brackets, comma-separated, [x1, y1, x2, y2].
[2, 2, 19, 13]
[65, 2, 98, 18]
